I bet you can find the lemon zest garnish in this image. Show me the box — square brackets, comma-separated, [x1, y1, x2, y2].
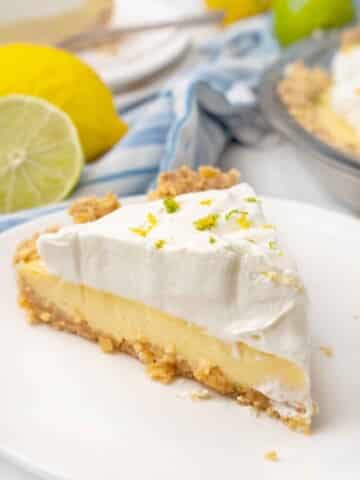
[130, 212, 158, 237]
[225, 209, 252, 228]
[268, 240, 283, 255]
[154, 239, 166, 249]
[262, 271, 277, 281]
[262, 223, 275, 230]
[194, 214, 219, 231]
[237, 212, 252, 229]
[265, 451, 278, 462]
[225, 209, 241, 221]
[129, 227, 148, 237]
[147, 212, 157, 227]
[200, 199, 213, 206]
[244, 197, 258, 203]
[268, 240, 277, 250]
[163, 197, 180, 214]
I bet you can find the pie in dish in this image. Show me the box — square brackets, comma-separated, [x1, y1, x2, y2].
[14, 166, 313, 433]
[278, 26, 360, 157]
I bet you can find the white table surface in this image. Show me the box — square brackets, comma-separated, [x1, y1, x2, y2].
[0, 1, 355, 479]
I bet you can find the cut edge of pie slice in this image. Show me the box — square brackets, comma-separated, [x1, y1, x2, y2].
[14, 166, 314, 433]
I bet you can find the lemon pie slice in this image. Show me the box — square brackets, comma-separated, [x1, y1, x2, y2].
[14, 167, 313, 432]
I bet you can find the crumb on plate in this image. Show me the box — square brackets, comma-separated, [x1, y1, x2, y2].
[320, 346, 334, 358]
[264, 450, 279, 462]
[190, 389, 212, 401]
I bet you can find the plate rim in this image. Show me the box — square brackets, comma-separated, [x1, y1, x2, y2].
[82, 28, 190, 91]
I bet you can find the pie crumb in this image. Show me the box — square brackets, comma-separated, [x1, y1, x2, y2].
[236, 394, 251, 406]
[190, 389, 212, 401]
[69, 192, 120, 224]
[148, 165, 240, 200]
[320, 346, 334, 358]
[98, 336, 115, 353]
[264, 450, 278, 462]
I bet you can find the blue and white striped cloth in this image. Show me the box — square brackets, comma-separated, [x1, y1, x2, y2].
[0, 16, 278, 233]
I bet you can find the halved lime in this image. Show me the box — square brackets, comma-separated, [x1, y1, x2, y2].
[0, 95, 84, 213]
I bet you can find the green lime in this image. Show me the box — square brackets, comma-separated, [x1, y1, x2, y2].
[274, 0, 356, 46]
[0, 95, 84, 213]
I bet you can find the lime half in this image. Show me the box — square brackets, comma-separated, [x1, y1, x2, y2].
[0, 95, 84, 213]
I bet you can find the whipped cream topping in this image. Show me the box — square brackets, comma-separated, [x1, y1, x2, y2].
[331, 45, 360, 133]
[38, 185, 310, 379]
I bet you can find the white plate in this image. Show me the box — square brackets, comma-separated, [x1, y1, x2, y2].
[79, 0, 190, 91]
[1, 196, 360, 480]
[80, 28, 189, 91]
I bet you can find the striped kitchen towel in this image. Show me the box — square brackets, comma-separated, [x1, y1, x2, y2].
[0, 15, 278, 233]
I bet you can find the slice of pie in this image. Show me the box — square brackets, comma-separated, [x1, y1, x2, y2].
[14, 166, 313, 433]
[278, 26, 360, 157]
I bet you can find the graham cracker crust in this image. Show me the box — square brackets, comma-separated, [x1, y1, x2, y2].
[17, 277, 310, 434]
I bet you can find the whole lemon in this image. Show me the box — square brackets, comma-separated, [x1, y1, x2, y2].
[0, 43, 128, 162]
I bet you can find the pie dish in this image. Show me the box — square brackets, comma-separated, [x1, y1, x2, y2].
[14, 166, 314, 433]
[278, 26, 360, 158]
